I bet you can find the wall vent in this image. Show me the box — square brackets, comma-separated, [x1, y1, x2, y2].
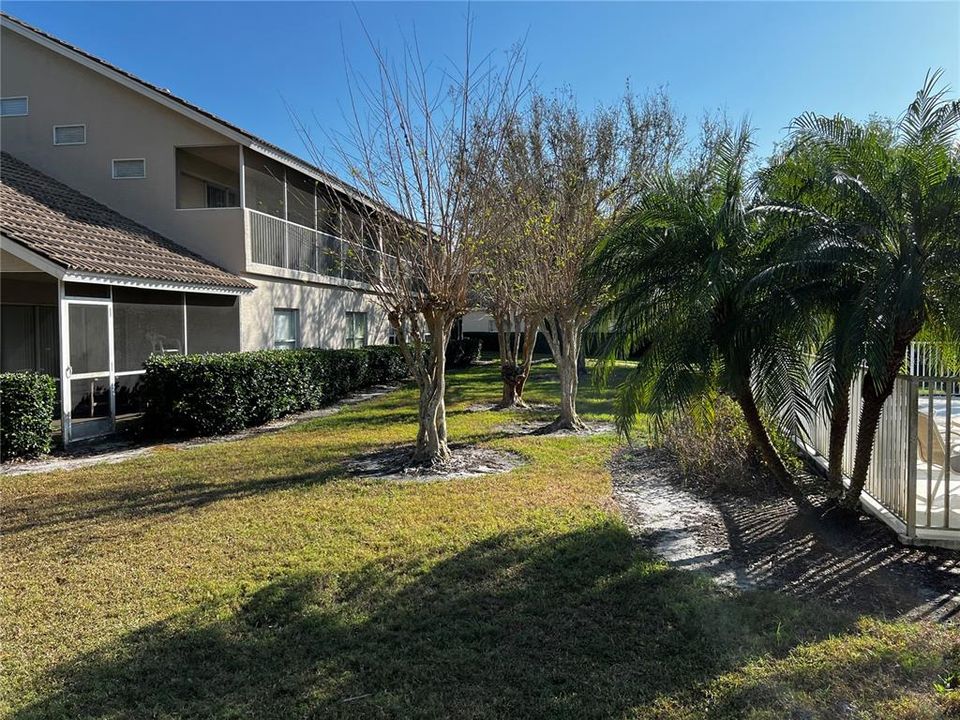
[54, 125, 86, 145]
[0, 97, 29, 117]
[112, 158, 146, 179]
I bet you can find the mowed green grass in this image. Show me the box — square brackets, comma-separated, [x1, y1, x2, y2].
[1, 364, 957, 719]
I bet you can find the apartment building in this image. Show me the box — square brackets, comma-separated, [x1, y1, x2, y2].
[0, 13, 390, 442]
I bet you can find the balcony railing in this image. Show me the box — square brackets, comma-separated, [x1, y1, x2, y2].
[247, 208, 366, 281]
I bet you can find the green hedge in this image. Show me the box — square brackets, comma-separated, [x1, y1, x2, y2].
[142, 345, 407, 439]
[1, 372, 56, 461]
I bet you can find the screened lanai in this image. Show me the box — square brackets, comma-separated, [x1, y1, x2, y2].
[0, 152, 252, 443]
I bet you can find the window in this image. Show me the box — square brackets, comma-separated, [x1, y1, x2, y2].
[53, 124, 86, 145]
[205, 183, 238, 208]
[345, 311, 368, 349]
[273, 309, 299, 349]
[112, 158, 146, 179]
[0, 97, 28, 117]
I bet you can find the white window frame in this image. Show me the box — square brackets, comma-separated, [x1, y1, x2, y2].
[112, 158, 147, 180]
[53, 124, 87, 146]
[273, 308, 300, 350]
[0, 96, 29, 117]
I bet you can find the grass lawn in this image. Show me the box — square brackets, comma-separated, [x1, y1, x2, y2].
[1, 363, 957, 719]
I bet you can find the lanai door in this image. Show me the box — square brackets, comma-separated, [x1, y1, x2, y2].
[63, 298, 114, 442]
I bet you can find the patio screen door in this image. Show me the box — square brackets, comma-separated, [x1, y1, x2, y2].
[64, 301, 114, 441]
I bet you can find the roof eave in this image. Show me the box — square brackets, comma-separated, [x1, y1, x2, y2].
[1, 233, 253, 295]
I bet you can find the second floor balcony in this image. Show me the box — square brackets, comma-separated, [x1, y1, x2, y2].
[175, 144, 384, 286]
[247, 208, 367, 283]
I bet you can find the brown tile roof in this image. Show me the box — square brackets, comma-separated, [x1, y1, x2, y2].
[0, 152, 252, 290]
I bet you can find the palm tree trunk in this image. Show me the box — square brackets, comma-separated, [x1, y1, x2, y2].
[734, 387, 793, 487]
[827, 375, 852, 487]
[842, 336, 912, 508]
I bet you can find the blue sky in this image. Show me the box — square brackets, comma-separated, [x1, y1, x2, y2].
[5, 1, 958, 172]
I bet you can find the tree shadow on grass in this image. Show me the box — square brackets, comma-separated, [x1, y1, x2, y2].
[11, 522, 859, 720]
[1, 461, 347, 545]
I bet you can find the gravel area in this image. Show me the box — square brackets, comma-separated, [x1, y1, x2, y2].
[612, 446, 960, 622]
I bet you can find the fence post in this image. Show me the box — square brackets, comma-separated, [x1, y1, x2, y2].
[905, 377, 918, 538]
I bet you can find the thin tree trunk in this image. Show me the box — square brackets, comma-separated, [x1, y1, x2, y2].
[410, 320, 452, 466]
[494, 316, 527, 409]
[734, 386, 793, 488]
[542, 315, 585, 431]
[498, 363, 525, 408]
[515, 320, 539, 398]
[827, 375, 852, 487]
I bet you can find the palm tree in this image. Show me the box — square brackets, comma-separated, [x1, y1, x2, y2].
[590, 125, 811, 487]
[773, 71, 960, 507]
[755, 144, 866, 489]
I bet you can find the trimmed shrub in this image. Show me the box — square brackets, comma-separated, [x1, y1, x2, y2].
[141, 345, 407, 439]
[1, 372, 56, 461]
[364, 345, 408, 385]
[446, 337, 483, 369]
[320, 349, 370, 401]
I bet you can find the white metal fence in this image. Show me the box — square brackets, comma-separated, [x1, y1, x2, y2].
[906, 341, 948, 377]
[800, 365, 959, 544]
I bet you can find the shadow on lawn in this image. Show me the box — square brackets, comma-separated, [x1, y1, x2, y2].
[12, 523, 857, 720]
[1, 463, 346, 542]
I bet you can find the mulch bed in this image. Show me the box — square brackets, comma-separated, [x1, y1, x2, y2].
[496, 420, 616, 437]
[612, 446, 960, 622]
[346, 444, 525, 483]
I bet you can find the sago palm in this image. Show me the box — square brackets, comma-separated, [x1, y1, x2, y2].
[590, 126, 812, 486]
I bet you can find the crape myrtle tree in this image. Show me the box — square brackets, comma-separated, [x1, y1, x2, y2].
[762, 71, 960, 507]
[590, 123, 815, 487]
[473, 208, 543, 408]
[504, 88, 683, 431]
[303, 29, 526, 466]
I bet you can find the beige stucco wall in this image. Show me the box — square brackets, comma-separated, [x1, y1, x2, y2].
[1, 23, 394, 354]
[239, 274, 389, 351]
[0, 26, 246, 273]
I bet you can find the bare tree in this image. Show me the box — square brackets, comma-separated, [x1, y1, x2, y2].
[504, 88, 684, 430]
[472, 164, 543, 408]
[300, 23, 526, 466]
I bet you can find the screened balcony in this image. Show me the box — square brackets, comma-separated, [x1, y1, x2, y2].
[244, 152, 377, 283]
[176, 146, 241, 209]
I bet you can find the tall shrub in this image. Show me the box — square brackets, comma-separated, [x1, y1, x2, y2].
[1, 372, 56, 461]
